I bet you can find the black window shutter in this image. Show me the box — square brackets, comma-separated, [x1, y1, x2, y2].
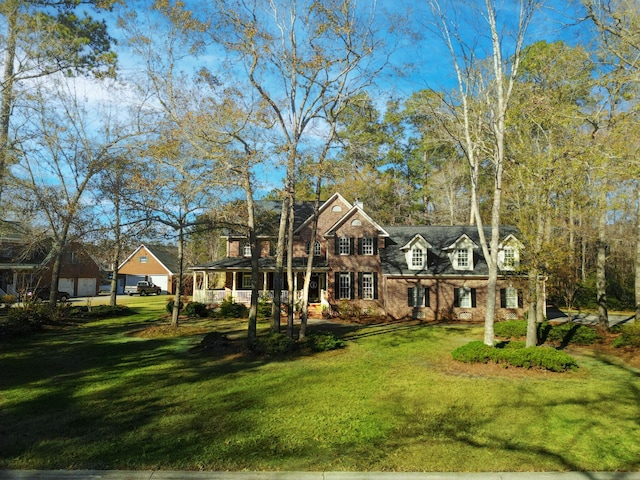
[500, 289, 506, 308]
[358, 272, 363, 299]
[373, 273, 378, 299]
[471, 289, 477, 308]
[424, 287, 430, 307]
[350, 237, 355, 255]
[518, 290, 524, 308]
[408, 288, 414, 307]
[454, 288, 460, 307]
[334, 272, 340, 298]
[373, 236, 378, 255]
[349, 272, 355, 299]
[334, 236, 339, 254]
[358, 238, 363, 255]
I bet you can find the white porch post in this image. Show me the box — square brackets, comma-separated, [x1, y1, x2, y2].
[232, 272, 237, 301]
[262, 272, 268, 294]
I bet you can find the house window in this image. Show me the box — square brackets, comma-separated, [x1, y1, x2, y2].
[501, 287, 520, 309]
[408, 286, 430, 307]
[242, 273, 252, 289]
[503, 247, 515, 269]
[139, 256, 148, 263]
[339, 237, 350, 255]
[359, 272, 376, 300]
[361, 237, 374, 256]
[456, 249, 469, 268]
[455, 287, 476, 308]
[307, 241, 322, 256]
[243, 244, 252, 257]
[338, 272, 352, 299]
[411, 246, 424, 269]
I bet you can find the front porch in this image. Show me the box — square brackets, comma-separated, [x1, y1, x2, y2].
[191, 269, 329, 310]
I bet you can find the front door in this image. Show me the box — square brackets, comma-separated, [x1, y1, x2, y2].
[309, 274, 320, 302]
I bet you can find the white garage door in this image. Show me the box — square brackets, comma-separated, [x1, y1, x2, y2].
[58, 278, 75, 296]
[149, 275, 169, 293]
[77, 278, 97, 297]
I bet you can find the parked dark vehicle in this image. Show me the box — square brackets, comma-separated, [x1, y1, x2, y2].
[125, 281, 162, 296]
[25, 287, 71, 302]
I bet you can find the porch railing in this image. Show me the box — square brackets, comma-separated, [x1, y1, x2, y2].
[193, 289, 291, 305]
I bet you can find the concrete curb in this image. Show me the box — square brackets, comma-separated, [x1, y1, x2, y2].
[2, 472, 640, 480]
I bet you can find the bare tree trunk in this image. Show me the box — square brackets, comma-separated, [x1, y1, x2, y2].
[527, 267, 538, 347]
[300, 178, 322, 341]
[244, 175, 259, 342]
[171, 226, 185, 328]
[286, 189, 295, 338]
[110, 192, 121, 307]
[271, 196, 288, 334]
[635, 184, 640, 321]
[0, 1, 18, 203]
[596, 206, 608, 330]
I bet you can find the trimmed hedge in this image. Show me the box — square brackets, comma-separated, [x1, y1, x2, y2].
[494, 320, 528, 339]
[611, 322, 640, 348]
[307, 332, 346, 352]
[495, 319, 601, 346]
[184, 302, 209, 318]
[452, 341, 578, 372]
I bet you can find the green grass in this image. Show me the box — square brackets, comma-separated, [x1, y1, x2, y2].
[1, 296, 639, 472]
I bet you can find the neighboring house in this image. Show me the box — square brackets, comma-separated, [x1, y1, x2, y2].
[190, 193, 529, 322]
[0, 221, 102, 298]
[118, 244, 181, 294]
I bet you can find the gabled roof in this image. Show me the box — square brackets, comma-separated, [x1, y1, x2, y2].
[381, 225, 520, 277]
[444, 233, 479, 251]
[400, 234, 433, 251]
[323, 204, 390, 238]
[294, 193, 352, 234]
[119, 244, 180, 274]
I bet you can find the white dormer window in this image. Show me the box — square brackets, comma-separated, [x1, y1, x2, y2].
[411, 246, 425, 269]
[243, 244, 252, 257]
[498, 234, 523, 271]
[504, 247, 515, 269]
[455, 248, 469, 269]
[402, 235, 431, 271]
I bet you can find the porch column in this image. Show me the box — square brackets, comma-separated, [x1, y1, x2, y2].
[262, 272, 268, 294]
[232, 272, 237, 300]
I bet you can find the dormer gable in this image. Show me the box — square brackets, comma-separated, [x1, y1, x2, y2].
[293, 192, 352, 235]
[400, 234, 432, 271]
[445, 234, 478, 271]
[497, 234, 524, 271]
[323, 204, 390, 239]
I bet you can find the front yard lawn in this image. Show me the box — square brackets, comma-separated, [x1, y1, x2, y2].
[1, 296, 639, 472]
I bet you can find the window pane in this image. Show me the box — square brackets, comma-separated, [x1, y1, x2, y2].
[339, 237, 350, 255]
[362, 273, 374, 300]
[338, 273, 351, 299]
[457, 249, 468, 268]
[506, 287, 518, 308]
[362, 238, 374, 255]
[459, 288, 471, 308]
[314, 241, 321, 256]
[411, 247, 424, 268]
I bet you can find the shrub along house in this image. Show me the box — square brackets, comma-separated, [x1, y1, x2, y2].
[191, 193, 528, 322]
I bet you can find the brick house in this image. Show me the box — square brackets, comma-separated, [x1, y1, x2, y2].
[191, 193, 528, 322]
[0, 222, 103, 297]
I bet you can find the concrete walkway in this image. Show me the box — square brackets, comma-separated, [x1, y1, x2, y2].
[1, 471, 640, 480]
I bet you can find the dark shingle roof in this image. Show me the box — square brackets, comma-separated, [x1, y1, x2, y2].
[381, 225, 520, 276]
[145, 244, 181, 274]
